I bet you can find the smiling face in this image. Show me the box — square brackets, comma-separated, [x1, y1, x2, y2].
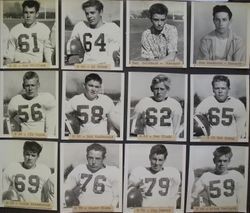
[84, 6, 103, 28]
[151, 13, 167, 32]
[213, 12, 231, 35]
[213, 81, 229, 102]
[84, 80, 101, 100]
[23, 6, 38, 27]
[87, 150, 104, 172]
[23, 78, 40, 99]
[214, 154, 230, 175]
[149, 153, 166, 172]
[23, 150, 39, 169]
[152, 82, 168, 102]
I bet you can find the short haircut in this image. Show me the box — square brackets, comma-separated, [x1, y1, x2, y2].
[23, 141, 43, 155]
[149, 3, 168, 19]
[86, 143, 106, 158]
[85, 73, 102, 84]
[22, 0, 40, 13]
[213, 146, 233, 161]
[151, 74, 171, 91]
[149, 144, 168, 159]
[211, 75, 230, 88]
[23, 71, 39, 83]
[82, 0, 103, 12]
[213, 5, 232, 20]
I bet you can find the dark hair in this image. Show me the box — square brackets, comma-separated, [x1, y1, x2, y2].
[23, 141, 43, 155]
[149, 3, 168, 19]
[22, 0, 40, 13]
[82, 0, 103, 12]
[86, 143, 106, 158]
[213, 5, 232, 20]
[85, 73, 102, 84]
[149, 144, 168, 159]
[151, 74, 171, 91]
[212, 75, 230, 88]
[213, 146, 233, 161]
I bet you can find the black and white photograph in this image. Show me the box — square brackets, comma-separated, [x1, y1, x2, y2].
[61, 0, 123, 70]
[126, 1, 187, 68]
[191, 2, 250, 68]
[1, 70, 58, 138]
[60, 142, 123, 213]
[191, 74, 249, 142]
[124, 143, 186, 213]
[127, 72, 187, 141]
[62, 71, 124, 140]
[186, 145, 248, 213]
[2, 0, 58, 68]
[0, 139, 58, 210]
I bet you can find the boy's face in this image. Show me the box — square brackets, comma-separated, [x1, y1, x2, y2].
[213, 12, 231, 35]
[84, 6, 103, 28]
[23, 6, 38, 27]
[151, 13, 167, 31]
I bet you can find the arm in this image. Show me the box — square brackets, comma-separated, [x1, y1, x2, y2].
[235, 101, 247, 139]
[43, 27, 53, 64]
[233, 37, 246, 62]
[8, 98, 21, 132]
[4, 31, 16, 64]
[141, 30, 155, 59]
[172, 102, 182, 136]
[198, 38, 210, 60]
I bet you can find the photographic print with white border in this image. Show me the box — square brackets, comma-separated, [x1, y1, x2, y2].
[126, 0, 187, 68]
[190, 74, 249, 142]
[127, 72, 187, 141]
[190, 2, 250, 69]
[186, 145, 248, 213]
[124, 143, 186, 213]
[62, 70, 124, 141]
[61, 0, 123, 70]
[1, 70, 59, 138]
[0, 139, 58, 210]
[60, 142, 123, 213]
[2, 0, 58, 69]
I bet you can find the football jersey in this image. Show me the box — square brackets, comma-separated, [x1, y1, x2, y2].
[193, 170, 245, 210]
[67, 21, 120, 66]
[2, 162, 51, 202]
[65, 93, 115, 134]
[2, 23, 10, 58]
[195, 96, 246, 137]
[132, 97, 182, 135]
[6, 22, 52, 63]
[8, 93, 56, 133]
[64, 164, 120, 206]
[129, 166, 181, 207]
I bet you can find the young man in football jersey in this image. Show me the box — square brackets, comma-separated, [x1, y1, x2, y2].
[7, 71, 57, 136]
[4, 0, 53, 65]
[194, 75, 246, 139]
[131, 74, 182, 137]
[64, 143, 120, 210]
[191, 146, 246, 210]
[66, 0, 120, 67]
[65, 73, 116, 136]
[2, 141, 53, 203]
[197, 5, 245, 62]
[127, 144, 181, 208]
[141, 3, 178, 61]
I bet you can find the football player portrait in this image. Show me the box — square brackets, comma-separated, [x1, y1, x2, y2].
[64, 72, 123, 138]
[63, 0, 122, 69]
[129, 73, 186, 140]
[187, 146, 248, 212]
[62, 143, 122, 212]
[3, 71, 57, 137]
[192, 74, 248, 141]
[3, 0, 55, 65]
[124, 144, 185, 212]
[1, 140, 56, 209]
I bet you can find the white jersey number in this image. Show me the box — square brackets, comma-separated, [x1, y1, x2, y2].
[144, 177, 170, 196]
[14, 174, 40, 193]
[18, 104, 43, 122]
[209, 179, 235, 198]
[146, 107, 172, 127]
[80, 173, 106, 194]
[18, 33, 39, 53]
[83, 33, 106, 52]
[76, 105, 103, 124]
[208, 107, 233, 126]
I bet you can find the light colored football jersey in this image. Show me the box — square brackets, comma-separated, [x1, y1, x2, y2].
[67, 21, 120, 66]
[64, 164, 119, 206]
[129, 166, 181, 207]
[193, 170, 245, 210]
[6, 22, 52, 63]
[132, 97, 182, 135]
[2, 162, 51, 202]
[8, 93, 56, 133]
[195, 96, 246, 137]
[65, 93, 115, 134]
